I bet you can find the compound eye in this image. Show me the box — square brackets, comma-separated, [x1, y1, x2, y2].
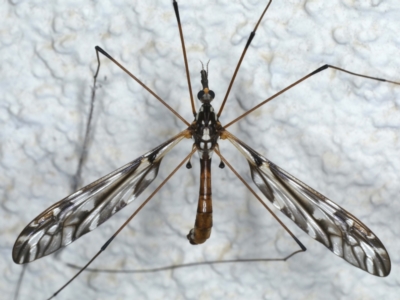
[197, 90, 204, 100]
[209, 90, 215, 99]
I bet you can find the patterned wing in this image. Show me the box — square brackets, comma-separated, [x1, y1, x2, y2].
[225, 131, 391, 277]
[13, 131, 187, 264]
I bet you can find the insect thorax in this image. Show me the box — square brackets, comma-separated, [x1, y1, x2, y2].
[192, 103, 220, 158]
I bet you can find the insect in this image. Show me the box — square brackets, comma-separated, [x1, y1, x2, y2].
[8, 0, 400, 300]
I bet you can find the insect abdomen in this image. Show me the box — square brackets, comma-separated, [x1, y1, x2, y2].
[187, 158, 213, 244]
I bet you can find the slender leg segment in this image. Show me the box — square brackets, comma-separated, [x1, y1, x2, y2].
[47, 148, 196, 299]
[94, 46, 190, 126]
[217, 0, 273, 118]
[225, 64, 400, 128]
[173, 0, 196, 116]
[187, 157, 213, 244]
[214, 149, 306, 252]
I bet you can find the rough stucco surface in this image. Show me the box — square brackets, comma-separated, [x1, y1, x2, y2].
[1, 0, 400, 299]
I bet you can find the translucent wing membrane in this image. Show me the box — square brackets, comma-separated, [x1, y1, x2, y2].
[13, 131, 187, 264]
[225, 131, 391, 277]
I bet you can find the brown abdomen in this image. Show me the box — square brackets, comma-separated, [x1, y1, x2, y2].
[187, 157, 213, 244]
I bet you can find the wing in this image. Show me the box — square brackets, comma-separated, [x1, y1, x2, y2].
[224, 131, 391, 277]
[13, 131, 188, 264]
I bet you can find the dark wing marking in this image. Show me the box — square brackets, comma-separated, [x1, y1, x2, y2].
[225, 131, 391, 277]
[13, 131, 188, 264]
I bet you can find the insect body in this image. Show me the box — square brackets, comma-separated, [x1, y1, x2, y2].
[187, 69, 221, 245]
[12, 65, 392, 276]
[11, 0, 398, 298]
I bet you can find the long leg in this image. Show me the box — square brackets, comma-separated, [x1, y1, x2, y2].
[214, 149, 306, 252]
[225, 64, 400, 128]
[47, 148, 196, 300]
[217, 0, 273, 118]
[66, 250, 304, 274]
[173, 0, 196, 116]
[94, 46, 190, 126]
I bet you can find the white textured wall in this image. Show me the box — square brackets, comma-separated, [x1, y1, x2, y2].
[2, 0, 400, 299]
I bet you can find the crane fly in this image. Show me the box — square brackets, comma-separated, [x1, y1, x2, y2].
[12, 0, 398, 298]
